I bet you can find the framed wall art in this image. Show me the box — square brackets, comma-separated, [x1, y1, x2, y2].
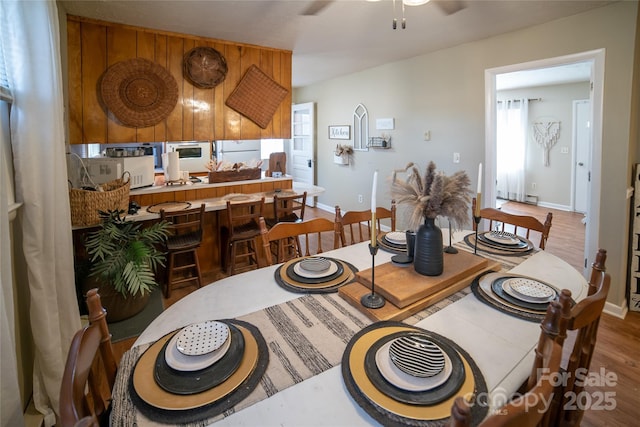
[328, 125, 351, 140]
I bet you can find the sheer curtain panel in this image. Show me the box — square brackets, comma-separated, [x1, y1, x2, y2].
[0, 2, 81, 426]
[496, 98, 528, 202]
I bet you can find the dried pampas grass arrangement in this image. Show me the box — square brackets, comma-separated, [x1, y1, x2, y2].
[391, 161, 472, 231]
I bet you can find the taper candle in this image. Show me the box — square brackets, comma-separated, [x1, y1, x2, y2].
[371, 170, 378, 247]
[475, 163, 482, 216]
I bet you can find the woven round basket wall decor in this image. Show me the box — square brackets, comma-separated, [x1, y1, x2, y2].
[99, 58, 178, 128]
[183, 47, 228, 89]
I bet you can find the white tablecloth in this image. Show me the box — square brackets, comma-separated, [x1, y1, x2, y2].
[130, 234, 587, 426]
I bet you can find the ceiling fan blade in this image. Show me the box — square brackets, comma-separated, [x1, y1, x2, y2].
[300, 0, 333, 16]
[433, 0, 466, 16]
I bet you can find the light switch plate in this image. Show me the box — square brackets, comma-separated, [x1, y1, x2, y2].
[376, 118, 395, 130]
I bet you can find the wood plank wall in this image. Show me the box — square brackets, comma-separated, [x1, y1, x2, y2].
[67, 15, 292, 145]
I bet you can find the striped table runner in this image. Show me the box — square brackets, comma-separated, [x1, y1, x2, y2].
[111, 244, 532, 426]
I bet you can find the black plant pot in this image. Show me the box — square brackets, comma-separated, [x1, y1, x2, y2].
[414, 217, 444, 276]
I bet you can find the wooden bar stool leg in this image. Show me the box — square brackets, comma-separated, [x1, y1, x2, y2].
[165, 252, 175, 298]
[193, 250, 202, 288]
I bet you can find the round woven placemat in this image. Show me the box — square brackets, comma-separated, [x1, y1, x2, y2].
[100, 58, 178, 128]
[183, 46, 228, 88]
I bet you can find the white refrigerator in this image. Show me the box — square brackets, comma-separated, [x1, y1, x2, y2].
[215, 140, 262, 165]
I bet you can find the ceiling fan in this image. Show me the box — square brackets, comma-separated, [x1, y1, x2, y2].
[300, 0, 466, 20]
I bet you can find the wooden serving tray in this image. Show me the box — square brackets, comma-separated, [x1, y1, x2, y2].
[338, 259, 502, 322]
[354, 251, 490, 308]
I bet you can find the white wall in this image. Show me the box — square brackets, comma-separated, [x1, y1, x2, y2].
[498, 82, 590, 209]
[294, 1, 638, 309]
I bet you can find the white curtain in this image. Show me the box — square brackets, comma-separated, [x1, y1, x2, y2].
[0, 108, 23, 426]
[496, 98, 528, 202]
[1, 1, 81, 426]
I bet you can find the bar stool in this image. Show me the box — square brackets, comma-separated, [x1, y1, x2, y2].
[160, 204, 205, 298]
[222, 198, 264, 275]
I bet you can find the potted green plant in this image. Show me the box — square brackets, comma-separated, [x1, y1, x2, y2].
[83, 210, 170, 322]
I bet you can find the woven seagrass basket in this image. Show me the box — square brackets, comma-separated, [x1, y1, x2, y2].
[69, 175, 130, 226]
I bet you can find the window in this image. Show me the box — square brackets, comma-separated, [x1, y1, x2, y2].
[260, 139, 284, 160]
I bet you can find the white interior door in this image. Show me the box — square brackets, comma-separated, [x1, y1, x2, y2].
[291, 102, 316, 207]
[573, 99, 591, 213]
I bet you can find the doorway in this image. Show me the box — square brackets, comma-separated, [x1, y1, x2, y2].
[485, 49, 605, 276]
[291, 102, 316, 207]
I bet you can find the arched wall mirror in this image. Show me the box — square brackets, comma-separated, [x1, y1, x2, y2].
[353, 103, 369, 151]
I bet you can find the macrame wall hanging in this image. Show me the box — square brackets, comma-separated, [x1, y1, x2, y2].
[533, 121, 560, 166]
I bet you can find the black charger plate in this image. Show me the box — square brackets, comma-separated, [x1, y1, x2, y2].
[364, 331, 465, 405]
[153, 322, 244, 395]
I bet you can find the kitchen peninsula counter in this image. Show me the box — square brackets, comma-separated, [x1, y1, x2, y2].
[128, 175, 296, 208]
[72, 178, 324, 280]
[127, 179, 324, 223]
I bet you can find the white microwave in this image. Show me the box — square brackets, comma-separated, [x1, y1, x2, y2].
[165, 141, 212, 173]
[82, 156, 155, 189]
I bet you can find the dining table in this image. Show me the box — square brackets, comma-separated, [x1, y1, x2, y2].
[110, 229, 588, 426]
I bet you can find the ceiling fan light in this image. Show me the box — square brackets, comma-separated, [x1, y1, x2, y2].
[403, 0, 430, 6]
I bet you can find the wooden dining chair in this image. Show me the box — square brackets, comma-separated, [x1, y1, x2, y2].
[160, 203, 205, 298]
[265, 191, 308, 261]
[335, 200, 396, 247]
[259, 216, 341, 265]
[542, 248, 610, 427]
[221, 198, 265, 275]
[471, 198, 553, 249]
[450, 299, 566, 427]
[60, 289, 117, 427]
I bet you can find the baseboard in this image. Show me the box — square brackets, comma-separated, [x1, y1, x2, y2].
[316, 202, 334, 213]
[603, 299, 628, 319]
[317, 202, 391, 232]
[535, 201, 572, 212]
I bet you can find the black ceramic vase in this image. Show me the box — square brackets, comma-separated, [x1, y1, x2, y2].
[413, 217, 444, 276]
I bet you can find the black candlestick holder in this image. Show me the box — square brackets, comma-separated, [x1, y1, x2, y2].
[360, 243, 385, 309]
[473, 215, 481, 254]
[444, 220, 458, 254]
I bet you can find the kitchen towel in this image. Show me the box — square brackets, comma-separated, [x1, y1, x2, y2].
[162, 151, 180, 182]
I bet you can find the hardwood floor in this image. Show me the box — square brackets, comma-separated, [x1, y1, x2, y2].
[495, 200, 586, 273]
[110, 205, 638, 426]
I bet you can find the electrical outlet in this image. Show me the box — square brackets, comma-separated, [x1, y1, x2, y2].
[453, 152, 460, 163]
[358, 194, 363, 203]
[532, 183, 537, 189]
[424, 131, 431, 141]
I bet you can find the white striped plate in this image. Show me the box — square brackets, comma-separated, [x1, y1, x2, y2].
[388, 334, 446, 378]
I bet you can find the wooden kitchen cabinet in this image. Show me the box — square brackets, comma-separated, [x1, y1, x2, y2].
[66, 15, 292, 144]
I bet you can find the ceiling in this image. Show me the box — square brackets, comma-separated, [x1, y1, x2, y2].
[58, 0, 613, 88]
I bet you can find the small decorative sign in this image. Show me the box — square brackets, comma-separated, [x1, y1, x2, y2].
[329, 125, 351, 140]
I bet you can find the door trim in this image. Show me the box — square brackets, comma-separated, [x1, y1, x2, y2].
[485, 49, 605, 276]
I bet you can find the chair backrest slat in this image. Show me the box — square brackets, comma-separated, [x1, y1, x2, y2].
[545, 248, 610, 427]
[60, 289, 116, 427]
[471, 198, 553, 249]
[259, 217, 340, 265]
[335, 201, 396, 247]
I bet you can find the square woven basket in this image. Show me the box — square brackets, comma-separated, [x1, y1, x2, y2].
[69, 177, 130, 226]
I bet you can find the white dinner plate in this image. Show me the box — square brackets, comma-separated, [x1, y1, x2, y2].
[384, 232, 407, 245]
[176, 320, 230, 356]
[293, 259, 339, 278]
[504, 277, 556, 302]
[165, 328, 232, 371]
[484, 231, 520, 245]
[375, 340, 452, 392]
